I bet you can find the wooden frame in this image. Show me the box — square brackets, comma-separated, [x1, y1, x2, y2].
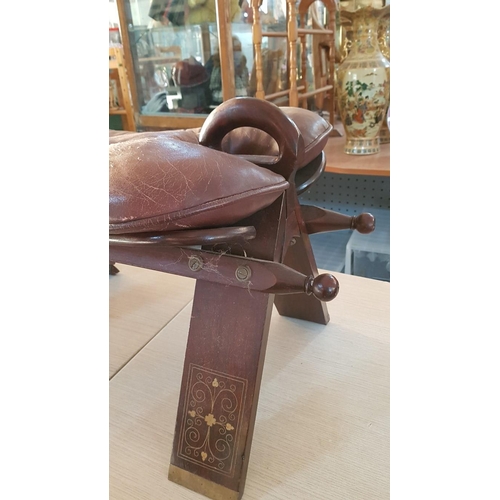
[250, 0, 304, 105]
[216, 0, 236, 102]
[249, 0, 340, 137]
[292, 0, 341, 136]
[109, 47, 136, 131]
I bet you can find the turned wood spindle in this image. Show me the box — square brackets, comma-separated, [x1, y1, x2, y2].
[327, 1, 336, 124]
[301, 205, 376, 235]
[287, 0, 299, 107]
[251, 0, 265, 100]
[300, 11, 308, 102]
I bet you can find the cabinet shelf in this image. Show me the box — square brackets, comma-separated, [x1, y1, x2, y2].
[323, 122, 390, 176]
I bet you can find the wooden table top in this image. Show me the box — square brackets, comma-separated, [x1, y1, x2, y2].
[110, 267, 390, 500]
[109, 264, 195, 378]
[324, 123, 390, 177]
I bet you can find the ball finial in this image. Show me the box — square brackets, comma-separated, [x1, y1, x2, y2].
[353, 213, 376, 234]
[307, 273, 339, 301]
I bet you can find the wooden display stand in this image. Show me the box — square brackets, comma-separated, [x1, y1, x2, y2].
[109, 47, 136, 131]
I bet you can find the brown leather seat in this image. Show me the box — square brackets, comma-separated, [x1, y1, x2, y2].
[109, 104, 332, 235]
[109, 135, 289, 235]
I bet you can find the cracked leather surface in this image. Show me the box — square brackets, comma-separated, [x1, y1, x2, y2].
[109, 134, 289, 234]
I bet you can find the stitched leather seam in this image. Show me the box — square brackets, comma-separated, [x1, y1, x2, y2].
[109, 180, 289, 230]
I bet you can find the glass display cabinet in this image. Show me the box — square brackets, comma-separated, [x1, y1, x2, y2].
[115, 0, 372, 131]
[116, 0, 314, 130]
[116, 0, 257, 129]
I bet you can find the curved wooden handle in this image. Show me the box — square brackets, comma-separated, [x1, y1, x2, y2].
[198, 97, 305, 179]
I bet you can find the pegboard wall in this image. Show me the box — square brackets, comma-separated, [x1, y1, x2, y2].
[299, 171, 390, 278]
[299, 172, 390, 215]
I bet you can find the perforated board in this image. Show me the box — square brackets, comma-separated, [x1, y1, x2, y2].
[299, 172, 390, 276]
[299, 172, 390, 214]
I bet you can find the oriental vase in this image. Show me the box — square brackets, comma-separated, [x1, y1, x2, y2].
[337, 5, 390, 155]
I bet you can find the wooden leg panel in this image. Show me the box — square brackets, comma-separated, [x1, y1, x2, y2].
[169, 279, 274, 499]
[274, 234, 330, 325]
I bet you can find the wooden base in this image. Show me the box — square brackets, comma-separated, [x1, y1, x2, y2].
[168, 465, 240, 500]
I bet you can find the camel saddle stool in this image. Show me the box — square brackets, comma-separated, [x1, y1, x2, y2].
[109, 97, 374, 500]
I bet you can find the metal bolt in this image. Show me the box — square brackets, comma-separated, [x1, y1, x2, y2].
[235, 265, 252, 282]
[188, 255, 203, 272]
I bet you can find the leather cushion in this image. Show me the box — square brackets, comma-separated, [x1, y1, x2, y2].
[219, 107, 332, 167]
[109, 128, 199, 145]
[109, 134, 289, 234]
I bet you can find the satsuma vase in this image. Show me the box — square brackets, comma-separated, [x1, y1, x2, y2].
[337, 5, 390, 155]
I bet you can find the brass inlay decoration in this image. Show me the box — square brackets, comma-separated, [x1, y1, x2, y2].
[188, 255, 204, 272]
[235, 265, 252, 282]
[178, 364, 247, 476]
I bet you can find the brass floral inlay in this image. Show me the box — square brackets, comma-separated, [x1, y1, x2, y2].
[204, 413, 216, 427]
[178, 364, 247, 476]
